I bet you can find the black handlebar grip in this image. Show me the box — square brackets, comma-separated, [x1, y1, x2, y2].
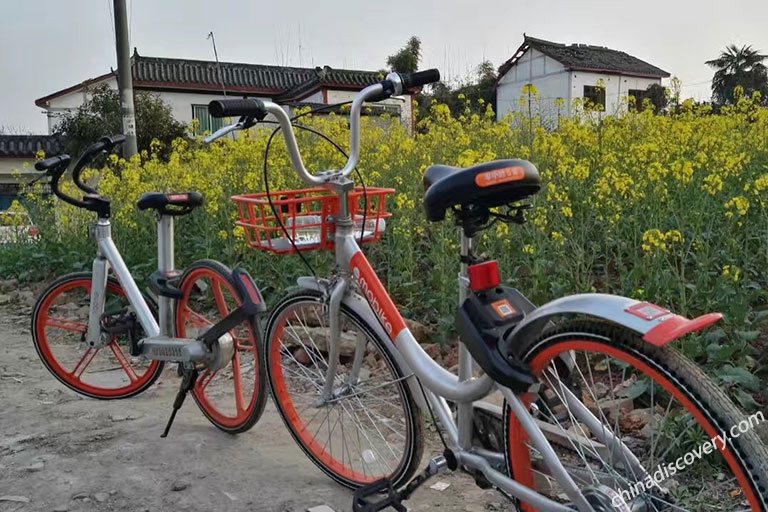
[209, 98, 268, 120]
[401, 69, 440, 90]
[35, 154, 71, 172]
[101, 134, 126, 147]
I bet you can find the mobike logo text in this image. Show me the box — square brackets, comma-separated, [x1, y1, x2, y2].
[350, 252, 405, 340]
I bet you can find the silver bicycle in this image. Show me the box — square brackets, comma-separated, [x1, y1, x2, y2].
[206, 70, 768, 511]
[31, 136, 268, 435]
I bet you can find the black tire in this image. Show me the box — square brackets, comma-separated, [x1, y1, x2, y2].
[264, 289, 424, 490]
[31, 272, 165, 400]
[503, 320, 768, 511]
[175, 259, 268, 434]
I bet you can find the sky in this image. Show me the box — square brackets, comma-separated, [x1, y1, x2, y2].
[1, 0, 767, 134]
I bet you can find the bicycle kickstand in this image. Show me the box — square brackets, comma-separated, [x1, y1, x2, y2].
[160, 367, 198, 438]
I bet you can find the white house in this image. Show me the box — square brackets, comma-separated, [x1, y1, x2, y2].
[496, 35, 670, 122]
[35, 49, 415, 135]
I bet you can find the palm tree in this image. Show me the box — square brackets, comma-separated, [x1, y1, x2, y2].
[705, 44, 768, 105]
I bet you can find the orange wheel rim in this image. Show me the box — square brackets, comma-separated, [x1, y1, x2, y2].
[507, 340, 762, 512]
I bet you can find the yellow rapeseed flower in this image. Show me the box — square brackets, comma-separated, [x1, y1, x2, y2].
[550, 231, 565, 246]
[724, 196, 749, 217]
[702, 174, 723, 196]
[722, 265, 740, 282]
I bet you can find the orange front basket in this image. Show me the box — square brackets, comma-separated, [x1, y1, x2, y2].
[232, 187, 395, 254]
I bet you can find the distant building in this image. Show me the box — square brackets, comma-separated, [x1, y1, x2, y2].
[35, 49, 414, 135]
[496, 35, 670, 122]
[0, 135, 59, 209]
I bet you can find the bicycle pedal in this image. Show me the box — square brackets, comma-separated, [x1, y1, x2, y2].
[352, 479, 406, 512]
[100, 312, 141, 356]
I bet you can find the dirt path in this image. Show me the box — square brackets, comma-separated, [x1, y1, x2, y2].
[0, 306, 506, 512]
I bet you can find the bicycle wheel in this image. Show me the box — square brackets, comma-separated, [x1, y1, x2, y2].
[175, 260, 267, 433]
[264, 289, 423, 489]
[32, 272, 164, 399]
[503, 320, 768, 512]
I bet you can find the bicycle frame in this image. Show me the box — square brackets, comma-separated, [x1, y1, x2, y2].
[85, 215, 220, 366]
[86, 217, 162, 344]
[301, 179, 589, 512]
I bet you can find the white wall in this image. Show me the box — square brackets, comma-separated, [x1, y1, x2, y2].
[325, 89, 413, 131]
[301, 90, 323, 103]
[45, 78, 269, 132]
[496, 48, 568, 124]
[570, 71, 660, 115]
[44, 81, 413, 133]
[45, 76, 118, 133]
[0, 158, 35, 184]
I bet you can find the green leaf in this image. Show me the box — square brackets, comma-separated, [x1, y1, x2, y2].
[621, 378, 650, 400]
[752, 310, 768, 325]
[704, 328, 726, 344]
[706, 343, 738, 364]
[735, 330, 760, 342]
[715, 366, 762, 392]
[732, 388, 759, 412]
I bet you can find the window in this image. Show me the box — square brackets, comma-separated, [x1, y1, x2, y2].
[583, 85, 606, 109]
[628, 89, 648, 111]
[192, 104, 223, 135]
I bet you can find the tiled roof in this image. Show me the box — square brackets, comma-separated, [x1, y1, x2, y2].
[0, 135, 61, 157]
[36, 52, 385, 107]
[131, 52, 383, 98]
[499, 35, 670, 79]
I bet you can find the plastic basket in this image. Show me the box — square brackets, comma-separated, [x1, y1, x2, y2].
[232, 187, 395, 253]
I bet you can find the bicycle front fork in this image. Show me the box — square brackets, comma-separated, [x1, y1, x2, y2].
[321, 275, 350, 401]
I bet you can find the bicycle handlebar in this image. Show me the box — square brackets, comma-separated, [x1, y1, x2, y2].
[35, 135, 125, 214]
[207, 69, 440, 186]
[72, 135, 126, 194]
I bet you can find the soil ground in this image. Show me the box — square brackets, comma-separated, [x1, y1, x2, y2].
[0, 306, 507, 512]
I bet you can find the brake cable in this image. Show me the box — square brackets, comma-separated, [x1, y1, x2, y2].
[260, 101, 370, 278]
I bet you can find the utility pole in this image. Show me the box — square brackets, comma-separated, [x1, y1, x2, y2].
[113, 0, 138, 157]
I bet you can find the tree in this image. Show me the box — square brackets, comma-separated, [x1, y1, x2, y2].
[386, 36, 421, 74]
[416, 61, 498, 120]
[644, 83, 669, 114]
[54, 84, 186, 158]
[705, 44, 768, 105]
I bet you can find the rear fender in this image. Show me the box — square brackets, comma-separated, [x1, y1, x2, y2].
[505, 293, 722, 352]
[297, 277, 428, 411]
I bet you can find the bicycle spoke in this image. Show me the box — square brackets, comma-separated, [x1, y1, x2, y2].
[71, 347, 99, 379]
[183, 306, 212, 328]
[211, 281, 230, 318]
[232, 349, 245, 413]
[45, 317, 87, 332]
[108, 341, 139, 383]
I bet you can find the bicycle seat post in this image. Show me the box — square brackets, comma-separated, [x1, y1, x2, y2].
[156, 214, 175, 337]
[457, 231, 475, 449]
